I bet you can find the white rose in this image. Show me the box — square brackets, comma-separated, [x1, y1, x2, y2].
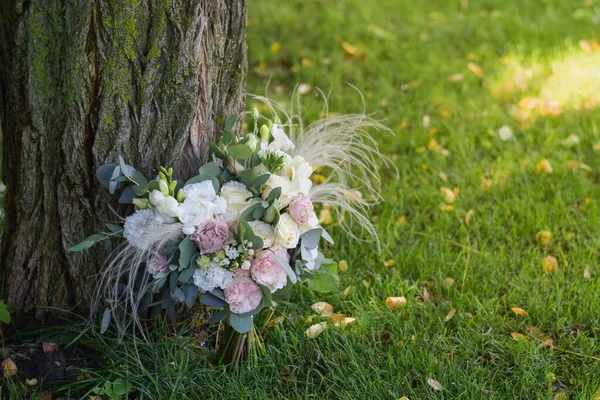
[280, 155, 313, 195]
[261, 174, 297, 207]
[182, 181, 216, 200]
[178, 197, 217, 235]
[149, 190, 166, 207]
[248, 220, 275, 248]
[156, 196, 179, 218]
[274, 213, 300, 249]
[298, 213, 320, 235]
[220, 181, 252, 214]
[268, 125, 295, 151]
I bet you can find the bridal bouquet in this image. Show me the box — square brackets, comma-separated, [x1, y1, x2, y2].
[71, 102, 387, 369]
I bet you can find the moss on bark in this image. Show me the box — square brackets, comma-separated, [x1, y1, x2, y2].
[0, 0, 247, 320]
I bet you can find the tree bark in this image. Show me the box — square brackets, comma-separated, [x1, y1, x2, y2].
[0, 0, 247, 320]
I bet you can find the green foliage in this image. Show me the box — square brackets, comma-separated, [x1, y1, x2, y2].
[0, 300, 11, 324]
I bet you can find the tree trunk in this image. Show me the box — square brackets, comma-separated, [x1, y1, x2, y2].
[0, 0, 247, 320]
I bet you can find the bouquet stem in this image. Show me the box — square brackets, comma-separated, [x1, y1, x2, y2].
[218, 324, 264, 371]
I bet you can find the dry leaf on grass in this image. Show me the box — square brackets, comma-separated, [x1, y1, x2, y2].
[386, 296, 407, 309]
[311, 302, 333, 317]
[511, 307, 528, 316]
[443, 277, 455, 288]
[2, 359, 17, 377]
[445, 308, 456, 322]
[305, 323, 325, 339]
[427, 378, 443, 391]
[511, 332, 528, 342]
[465, 209, 474, 226]
[542, 256, 558, 273]
[338, 260, 348, 273]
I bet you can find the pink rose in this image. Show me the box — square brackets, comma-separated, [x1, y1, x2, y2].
[289, 194, 315, 224]
[192, 219, 230, 253]
[147, 249, 169, 275]
[250, 245, 289, 293]
[224, 276, 263, 314]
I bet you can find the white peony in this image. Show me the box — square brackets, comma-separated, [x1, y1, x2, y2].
[280, 155, 313, 195]
[268, 125, 295, 152]
[179, 197, 218, 235]
[193, 264, 234, 293]
[149, 190, 166, 207]
[274, 213, 300, 249]
[248, 220, 275, 248]
[123, 209, 161, 250]
[182, 181, 216, 200]
[220, 181, 252, 215]
[156, 196, 179, 218]
[261, 174, 297, 207]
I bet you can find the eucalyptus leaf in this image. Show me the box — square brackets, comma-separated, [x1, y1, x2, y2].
[227, 144, 252, 160]
[178, 266, 195, 283]
[131, 170, 148, 188]
[224, 114, 237, 132]
[222, 130, 234, 146]
[200, 293, 227, 308]
[105, 223, 122, 233]
[239, 203, 264, 221]
[207, 309, 227, 324]
[182, 284, 198, 308]
[118, 185, 136, 204]
[252, 174, 270, 189]
[229, 312, 253, 333]
[119, 156, 131, 178]
[100, 307, 111, 334]
[240, 169, 258, 187]
[178, 237, 197, 268]
[209, 142, 227, 160]
[169, 271, 179, 295]
[300, 228, 323, 250]
[273, 254, 297, 284]
[132, 184, 147, 196]
[321, 229, 335, 244]
[266, 186, 282, 202]
[96, 163, 118, 188]
[306, 261, 340, 293]
[199, 162, 220, 177]
[109, 165, 121, 194]
[172, 287, 186, 303]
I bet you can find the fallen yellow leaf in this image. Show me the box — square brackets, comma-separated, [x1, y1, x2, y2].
[584, 267, 591, 279]
[468, 62, 484, 77]
[395, 216, 407, 227]
[445, 308, 456, 322]
[535, 231, 551, 247]
[536, 159, 553, 174]
[384, 259, 395, 267]
[343, 286, 352, 297]
[511, 332, 527, 342]
[305, 323, 324, 339]
[440, 186, 456, 204]
[386, 296, 407, 309]
[270, 42, 281, 53]
[465, 209, 474, 226]
[440, 204, 454, 212]
[311, 302, 334, 317]
[2, 359, 17, 378]
[511, 307, 528, 316]
[342, 42, 359, 56]
[542, 256, 558, 273]
[427, 378, 443, 391]
[338, 260, 348, 273]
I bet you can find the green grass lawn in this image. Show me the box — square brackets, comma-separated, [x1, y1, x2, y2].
[5, 0, 600, 398]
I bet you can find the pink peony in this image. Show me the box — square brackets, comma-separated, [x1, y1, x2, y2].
[147, 250, 169, 275]
[250, 245, 289, 293]
[289, 194, 315, 224]
[192, 219, 230, 253]
[224, 275, 263, 314]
